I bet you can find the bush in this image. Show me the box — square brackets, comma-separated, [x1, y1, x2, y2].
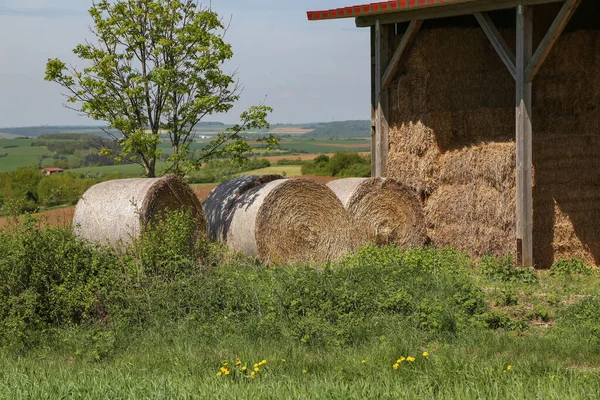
[479, 255, 538, 284]
[276, 158, 304, 166]
[0, 216, 120, 348]
[301, 152, 371, 178]
[0, 213, 496, 353]
[549, 258, 591, 276]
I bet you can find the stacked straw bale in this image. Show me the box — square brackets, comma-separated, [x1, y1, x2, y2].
[226, 178, 353, 265]
[327, 178, 426, 248]
[73, 175, 205, 247]
[386, 14, 600, 266]
[203, 174, 282, 242]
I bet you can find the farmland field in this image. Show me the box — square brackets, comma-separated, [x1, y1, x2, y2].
[0, 136, 370, 176]
[237, 165, 303, 177]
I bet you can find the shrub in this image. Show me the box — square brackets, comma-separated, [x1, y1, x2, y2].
[0, 216, 120, 348]
[301, 152, 371, 177]
[549, 258, 591, 276]
[479, 255, 538, 284]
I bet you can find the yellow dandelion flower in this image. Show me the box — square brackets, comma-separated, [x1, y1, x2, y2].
[236, 360, 242, 366]
[423, 352, 429, 358]
[224, 369, 230, 375]
[503, 370, 507, 373]
[551, 375, 556, 380]
[407, 356, 416, 362]
[303, 369, 308, 374]
[507, 365, 512, 371]
[251, 371, 255, 379]
[216, 372, 222, 377]
[398, 357, 406, 363]
[253, 363, 259, 368]
[281, 359, 286, 363]
[220, 367, 227, 373]
[261, 359, 267, 365]
[362, 360, 367, 364]
[242, 366, 247, 371]
[393, 363, 399, 371]
[254, 367, 260, 372]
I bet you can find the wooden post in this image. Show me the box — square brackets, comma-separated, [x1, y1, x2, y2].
[374, 20, 390, 178]
[370, 25, 377, 177]
[516, 4, 533, 266]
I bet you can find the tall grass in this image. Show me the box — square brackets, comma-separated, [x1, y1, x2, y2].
[1, 213, 600, 398]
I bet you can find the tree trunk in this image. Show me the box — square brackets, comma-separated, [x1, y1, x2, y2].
[144, 158, 156, 178]
[173, 142, 180, 174]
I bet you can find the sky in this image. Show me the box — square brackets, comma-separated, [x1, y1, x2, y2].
[0, 0, 370, 127]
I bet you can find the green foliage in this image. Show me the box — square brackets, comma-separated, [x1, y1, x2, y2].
[0, 216, 120, 348]
[45, 0, 274, 177]
[130, 209, 207, 282]
[301, 152, 371, 177]
[479, 255, 538, 284]
[276, 158, 304, 166]
[187, 158, 271, 184]
[36, 173, 96, 207]
[549, 258, 591, 276]
[0, 168, 123, 215]
[556, 296, 600, 348]
[0, 167, 43, 215]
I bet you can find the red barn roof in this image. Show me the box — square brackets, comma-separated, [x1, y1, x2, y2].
[307, 0, 475, 21]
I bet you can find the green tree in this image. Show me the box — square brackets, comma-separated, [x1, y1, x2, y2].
[45, 0, 276, 177]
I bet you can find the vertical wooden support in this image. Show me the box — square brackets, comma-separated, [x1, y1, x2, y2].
[516, 5, 533, 267]
[374, 20, 390, 178]
[370, 26, 377, 177]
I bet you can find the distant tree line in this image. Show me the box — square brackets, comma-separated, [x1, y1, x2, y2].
[301, 152, 371, 178]
[0, 167, 121, 215]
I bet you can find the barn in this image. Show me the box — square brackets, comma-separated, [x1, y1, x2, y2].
[307, 0, 600, 268]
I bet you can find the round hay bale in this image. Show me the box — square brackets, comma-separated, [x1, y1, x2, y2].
[73, 175, 205, 246]
[327, 178, 426, 248]
[203, 174, 283, 242]
[227, 178, 353, 265]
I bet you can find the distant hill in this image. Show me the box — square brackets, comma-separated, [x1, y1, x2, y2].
[0, 120, 372, 139]
[304, 120, 370, 139]
[0, 126, 109, 138]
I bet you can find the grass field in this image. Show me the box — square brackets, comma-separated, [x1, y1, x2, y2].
[0, 139, 51, 172]
[1, 239, 600, 398]
[238, 165, 303, 177]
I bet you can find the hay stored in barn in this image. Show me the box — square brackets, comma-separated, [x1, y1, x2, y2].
[327, 178, 426, 248]
[203, 175, 282, 242]
[73, 175, 205, 246]
[386, 11, 600, 267]
[227, 178, 353, 265]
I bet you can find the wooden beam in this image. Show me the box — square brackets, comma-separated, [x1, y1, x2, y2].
[525, 0, 581, 82]
[374, 21, 390, 178]
[356, 0, 563, 28]
[516, 4, 534, 267]
[382, 20, 422, 91]
[474, 12, 517, 81]
[370, 25, 377, 177]
[375, 20, 383, 178]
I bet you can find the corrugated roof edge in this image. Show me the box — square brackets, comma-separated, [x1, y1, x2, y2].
[307, 0, 470, 21]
